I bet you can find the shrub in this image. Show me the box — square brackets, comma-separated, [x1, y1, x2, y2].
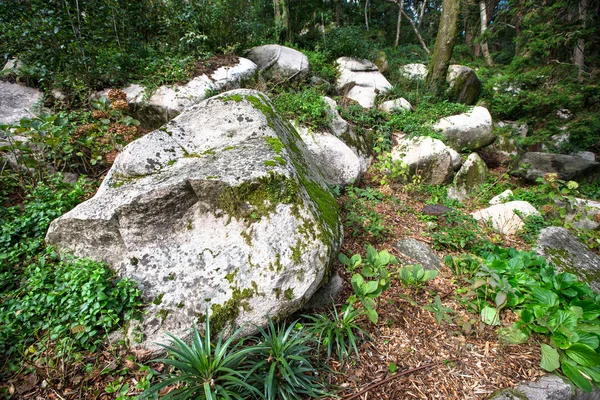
[272, 88, 331, 131]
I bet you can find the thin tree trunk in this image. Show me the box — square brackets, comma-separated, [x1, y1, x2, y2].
[426, 0, 460, 95]
[401, 8, 430, 54]
[574, 0, 587, 80]
[479, 0, 494, 65]
[365, 0, 370, 30]
[418, 0, 427, 28]
[514, 0, 525, 56]
[394, 0, 405, 49]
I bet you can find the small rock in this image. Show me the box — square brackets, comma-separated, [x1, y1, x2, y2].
[433, 106, 495, 152]
[556, 109, 573, 120]
[0, 81, 43, 125]
[379, 98, 412, 113]
[472, 201, 539, 235]
[574, 151, 596, 162]
[399, 63, 427, 80]
[536, 227, 600, 293]
[336, 57, 392, 109]
[511, 152, 600, 183]
[446, 65, 482, 105]
[422, 204, 454, 217]
[489, 375, 572, 400]
[448, 153, 489, 202]
[489, 190, 513, 205]
[393, 238, 441, 270]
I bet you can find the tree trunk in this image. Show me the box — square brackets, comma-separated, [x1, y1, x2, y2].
[394, 0, 405, 49]
[479, 0, 494, 65]
[426, 0, 460, 96]
[574, 0, 587, 80]
[365, 0, 370, 30]
[514, 0, 525, 56]
[418, 0, 427, 28]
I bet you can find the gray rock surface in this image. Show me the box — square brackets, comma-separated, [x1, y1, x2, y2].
[446, 65, 482, 105]
[536, 227, 600, 293]
[95, 58, 258, 129]
[246, 45, 309, 82]
[336, 57, 392, 108]
[433, 106, 495, 152]
[511, 152, 600, 183]
[399, 63, 428, 80]
[472, 201, 539, 235]
[391, 135, 461, 185]
[448, 152, 489, 202]
[0, 81, 43, 126]
[46, 89, 342, 350]
[490, 374, 600, 400]
[393, 238, 441, 270]
[294, 122, 362, 187]
[379, 98, 413, 113]
[303, 272, 344, 310]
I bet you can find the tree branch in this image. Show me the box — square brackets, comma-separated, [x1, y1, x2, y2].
[401, 9, 430, 54]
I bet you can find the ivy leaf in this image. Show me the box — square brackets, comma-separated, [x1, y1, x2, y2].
[539, 343, 560, 372]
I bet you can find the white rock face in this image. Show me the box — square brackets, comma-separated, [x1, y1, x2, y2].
[246, 45, 309, 82]
[379, 98, 412, 113]
[472, 201, 539, 235]
[336, 57, 392, 108]
[391, 135, 461, 185]
[46, 89, 342, 350]
[0, 81, 43, 125]
[489, 189, 513, 205]
[399, 63, 427, 80]
[294, 123, 362, 186]
[95, 58, 258, 129]
[433, 106, 494, 151]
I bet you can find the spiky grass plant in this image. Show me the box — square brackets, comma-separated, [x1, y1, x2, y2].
[141, 318, 263, 400]
[303, 303, 370, 365]
[248, 319, 329, 400]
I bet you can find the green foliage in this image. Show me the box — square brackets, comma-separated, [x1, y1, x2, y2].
[429, 210, 489, 252]
[142, 318, 261, 400]
[302, 49, 339, 82]
[320, 26, 374, 61]
[423, 295, 454, 325]
[0, 177, 140, 369]
[249, 319, 329, 400]
[303, 303, 370, 365]
[516, 213, 551, 245]
[344, 186, 389, 241]
[397, 264, 438, 289]
[339, 246, 398, 323]
[272, 88, 331, 131]
[449, 247, 600, 391]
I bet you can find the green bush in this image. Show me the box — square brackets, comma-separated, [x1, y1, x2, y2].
[272, 88, 331, 131]
[0, 177, 141, 370]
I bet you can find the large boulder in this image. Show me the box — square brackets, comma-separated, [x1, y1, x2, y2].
[433, 106, 495, 152]
[399, 63, 427, 80]
[511, 152, 600, 183]
[45, 89, 342, 349]
[536, 227, 600, 293]
[0, 81, 43, 126]
[96, 57, 258, 129]
[448, 152, 489, 202]
[472, 201, 539, 235]
[293, 123, 362, 187]
[245, 45, 309, 83]
[446, 65, 482, 105]
[390, 135, 461, 185]
[336, 57, 392, 108]
[379, 98, 412, 113]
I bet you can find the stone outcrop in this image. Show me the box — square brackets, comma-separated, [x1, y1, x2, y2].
[399, 63, 427, 80]
[0, 81, 43, 126]
[536, 227, 600, 293]
[245, 45, 309, 83]
[95, 57, 258, 129]
[448, 153, 489, 202]
[433, 106, 495, 152]
[511, 152, 600, 183]
[46, 89, 342, 350]
[446, 65, 482, 105]
[391, 135, 462, 185]
[336, 57, 392, 108]
[472, 201, 539, 235]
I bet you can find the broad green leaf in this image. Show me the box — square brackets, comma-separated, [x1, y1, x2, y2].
[495, 292, 507, 308]
[499, 326, 529, 344]
[364, 280, 379, 294]
[565, 343, 600, 367]
[577, 324, 600, 335]
[481, 306, 500, 326]
[540, 344, 560, 372]
[379, 250, 390, 265]
[338, 253, 350, 266]
[365, 308, 378, 324]
[576, 332, 599, 350]
[531, 287, 559, 307]
[561, 361, 593, 392]
[551, 332, 571, 349]
[579, 366, 600, 383]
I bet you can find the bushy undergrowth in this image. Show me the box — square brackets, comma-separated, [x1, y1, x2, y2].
[0, 176, 140, 372]
[272, 87, 332, 131]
